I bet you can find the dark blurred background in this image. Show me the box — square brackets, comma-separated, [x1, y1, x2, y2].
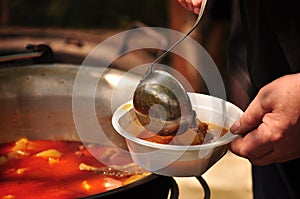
[0, 0, 168, 28]
[0, 0, 232, 93]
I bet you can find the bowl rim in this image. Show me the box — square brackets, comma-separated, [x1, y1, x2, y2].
[112, 93, 242, 151]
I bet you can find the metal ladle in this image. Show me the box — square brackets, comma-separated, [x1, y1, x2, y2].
[133, 0, 207, 136]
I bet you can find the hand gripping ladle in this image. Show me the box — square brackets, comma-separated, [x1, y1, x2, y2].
[133, 0, 207, 136]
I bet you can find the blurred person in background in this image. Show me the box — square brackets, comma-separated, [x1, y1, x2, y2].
[178, 0, 300, 198]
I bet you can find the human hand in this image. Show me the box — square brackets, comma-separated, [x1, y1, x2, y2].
[177, 0, 202, 14]
[229, 73, 300, 166]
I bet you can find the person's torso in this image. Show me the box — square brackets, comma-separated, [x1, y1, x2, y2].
[228, 0, 300, 97]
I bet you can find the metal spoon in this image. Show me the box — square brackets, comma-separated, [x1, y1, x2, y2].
[133, 0, 207, 136]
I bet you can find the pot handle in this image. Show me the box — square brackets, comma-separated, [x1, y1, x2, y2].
[168, 176, 210, 199]
[196, 176, 211, 199]
[168, 177, 179, 199]
[0, 44, 53, 64]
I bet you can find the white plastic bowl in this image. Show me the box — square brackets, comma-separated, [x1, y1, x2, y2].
[112, 93, 243, 177]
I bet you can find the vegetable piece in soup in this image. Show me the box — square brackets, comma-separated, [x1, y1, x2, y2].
[0, 138, 150, 199]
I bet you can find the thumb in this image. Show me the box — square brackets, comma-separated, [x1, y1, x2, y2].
[230, 94, 270, 135]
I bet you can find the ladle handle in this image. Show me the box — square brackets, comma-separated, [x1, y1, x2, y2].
[148, 0, 208, 73]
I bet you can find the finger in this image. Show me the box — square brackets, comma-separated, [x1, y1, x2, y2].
[178, 0, 193, 12]
[192, 0, 202, 14]
[178, 0, 202, 14]
[230, 94, 270, 135]
[229, 124, 274, 160]
[185, 0, 195, 11]
[191, 0, 202, 7]
[193, 7, 200, 14]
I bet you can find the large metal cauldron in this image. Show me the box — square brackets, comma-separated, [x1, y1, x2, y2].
[0, 64, 177, 199]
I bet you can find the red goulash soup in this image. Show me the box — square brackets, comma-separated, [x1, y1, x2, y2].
[0, 138, 149, 199]
[138, 121, 228, 145]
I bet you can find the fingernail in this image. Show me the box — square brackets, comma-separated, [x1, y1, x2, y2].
[230, 120, 240, 133]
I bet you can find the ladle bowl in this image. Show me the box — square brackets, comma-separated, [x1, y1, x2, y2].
[133, 70, 196, 136]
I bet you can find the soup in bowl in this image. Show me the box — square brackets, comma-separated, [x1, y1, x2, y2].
[112, 93, 243, 177]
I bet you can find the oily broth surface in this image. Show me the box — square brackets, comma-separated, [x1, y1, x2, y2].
[0, 138, 149, 199]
